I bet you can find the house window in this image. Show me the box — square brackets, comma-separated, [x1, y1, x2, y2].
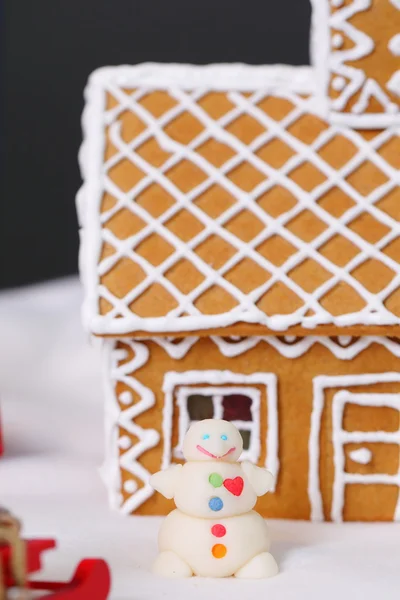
[174, 386, 261, 462]
[162, 370, 279, 491]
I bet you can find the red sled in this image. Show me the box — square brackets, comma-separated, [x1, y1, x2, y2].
[1, 538, 111, 599]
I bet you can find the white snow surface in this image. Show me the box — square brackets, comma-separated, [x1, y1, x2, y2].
[0, 277, 399, 599]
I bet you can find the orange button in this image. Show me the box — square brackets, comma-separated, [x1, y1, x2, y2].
[212, 543, 227, 559]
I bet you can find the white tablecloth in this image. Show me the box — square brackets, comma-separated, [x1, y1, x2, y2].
[1, 277, 399, 599]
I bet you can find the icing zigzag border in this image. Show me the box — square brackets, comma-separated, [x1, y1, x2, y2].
[103, 340, 160, 514]
[328, 0, 399, 122]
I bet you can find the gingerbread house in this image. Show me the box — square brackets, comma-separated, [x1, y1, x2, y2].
[77, 0, 400, 521]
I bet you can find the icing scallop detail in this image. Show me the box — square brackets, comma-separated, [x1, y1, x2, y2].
[209, 497, 224, 512]
[212, 544, 227, 559]
[211, 524, 226, 538]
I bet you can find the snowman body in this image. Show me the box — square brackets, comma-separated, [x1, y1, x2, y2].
[150, 419, 278, 579]
[174, 461, 257, 518]
[158, 509, 269, 578]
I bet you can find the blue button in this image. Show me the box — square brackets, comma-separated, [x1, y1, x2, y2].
[209, 497, 223, 512]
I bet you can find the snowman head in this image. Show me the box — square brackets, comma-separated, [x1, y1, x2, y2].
[183, 419, 243, 462]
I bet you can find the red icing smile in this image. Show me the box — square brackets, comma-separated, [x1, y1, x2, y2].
[196, 445, 236, 460]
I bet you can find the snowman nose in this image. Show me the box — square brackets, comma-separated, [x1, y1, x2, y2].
[213, 439, 229, 458]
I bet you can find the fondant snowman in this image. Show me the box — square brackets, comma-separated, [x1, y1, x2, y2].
[150, 419, 278, 578]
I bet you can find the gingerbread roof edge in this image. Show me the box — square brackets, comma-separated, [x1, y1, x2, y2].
[77, 63, 400, 338]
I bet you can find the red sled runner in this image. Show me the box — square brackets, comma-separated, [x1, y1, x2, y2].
[0, 538, 111, 599]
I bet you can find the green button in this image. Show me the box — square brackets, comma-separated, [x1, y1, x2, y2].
[209, 473, 223, 488]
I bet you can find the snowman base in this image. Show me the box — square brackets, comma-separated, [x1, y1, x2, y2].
[153, 549, 278, 579]
[153, 551, 193, 578]
[153, 509, 277, 579]
[234, 552, 278, 579]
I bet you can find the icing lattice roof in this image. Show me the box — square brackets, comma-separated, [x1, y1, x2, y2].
[78, 64, 400, 336]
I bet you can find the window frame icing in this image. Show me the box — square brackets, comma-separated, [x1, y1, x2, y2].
[162, 370, 279, 491]
[172, 385, 261, 462]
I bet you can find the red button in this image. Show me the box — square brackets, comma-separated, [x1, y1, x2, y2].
[211, 524, 226, 538]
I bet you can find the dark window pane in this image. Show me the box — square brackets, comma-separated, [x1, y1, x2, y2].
[187, 395, 214, 420]
[239, 430, 251, 450]
[222, 394, 252, 421]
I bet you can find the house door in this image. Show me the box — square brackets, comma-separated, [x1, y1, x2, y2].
[331, 392, 400, 521]
[311, 374, 400, 522]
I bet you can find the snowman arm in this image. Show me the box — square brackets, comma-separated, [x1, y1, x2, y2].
[149, 464, 183, 499]
[242, 461, 275, 496]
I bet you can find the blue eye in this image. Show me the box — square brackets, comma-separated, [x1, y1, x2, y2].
[202, 433, 210, 440]
[221, 434, 228, 441]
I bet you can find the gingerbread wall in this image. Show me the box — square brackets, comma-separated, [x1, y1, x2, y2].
[108, 337, 400, 521]
[313, 0, 400, 124]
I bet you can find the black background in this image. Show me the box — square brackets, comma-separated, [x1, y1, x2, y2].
[3, 0, 311, 289]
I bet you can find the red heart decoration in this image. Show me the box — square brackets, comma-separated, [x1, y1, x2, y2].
[223, 477, 244, 496]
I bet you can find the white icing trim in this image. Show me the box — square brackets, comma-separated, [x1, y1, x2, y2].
[330, 111, 400, 127]
[351, 79, 396, 115]
[332, 391, 400, 522]
[87, 63, 316, 93]
[162, 370, 279, 491]
[310, 0, 400, 127]
[152, 336, 198, 359]
[77, 73, 108, 334]
[102, 340, 160, 514]
[78, 62, 400, 336]
[310, 374, 400, 522]
[309, 0, 331, 118]
[152, 335, 400, 361]
[173, 386, 261, 464]
[101, 340, 122, 510]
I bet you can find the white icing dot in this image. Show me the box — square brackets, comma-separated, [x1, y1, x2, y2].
[387, 102, 398, 114]
[118, 435, 132, 450]
[388, 34, 400, 57]
[348, 447, 372, 465]
[332, 76, 346, 92]
[387, 71, 400, 97]
[119, 391, 133, 405]
[331, 0, 344, 6]
[284, 335, 297, 343]
[332, 34, 343, 49]
[124, 480, 138, 494]
[337, 336, 352, 347]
